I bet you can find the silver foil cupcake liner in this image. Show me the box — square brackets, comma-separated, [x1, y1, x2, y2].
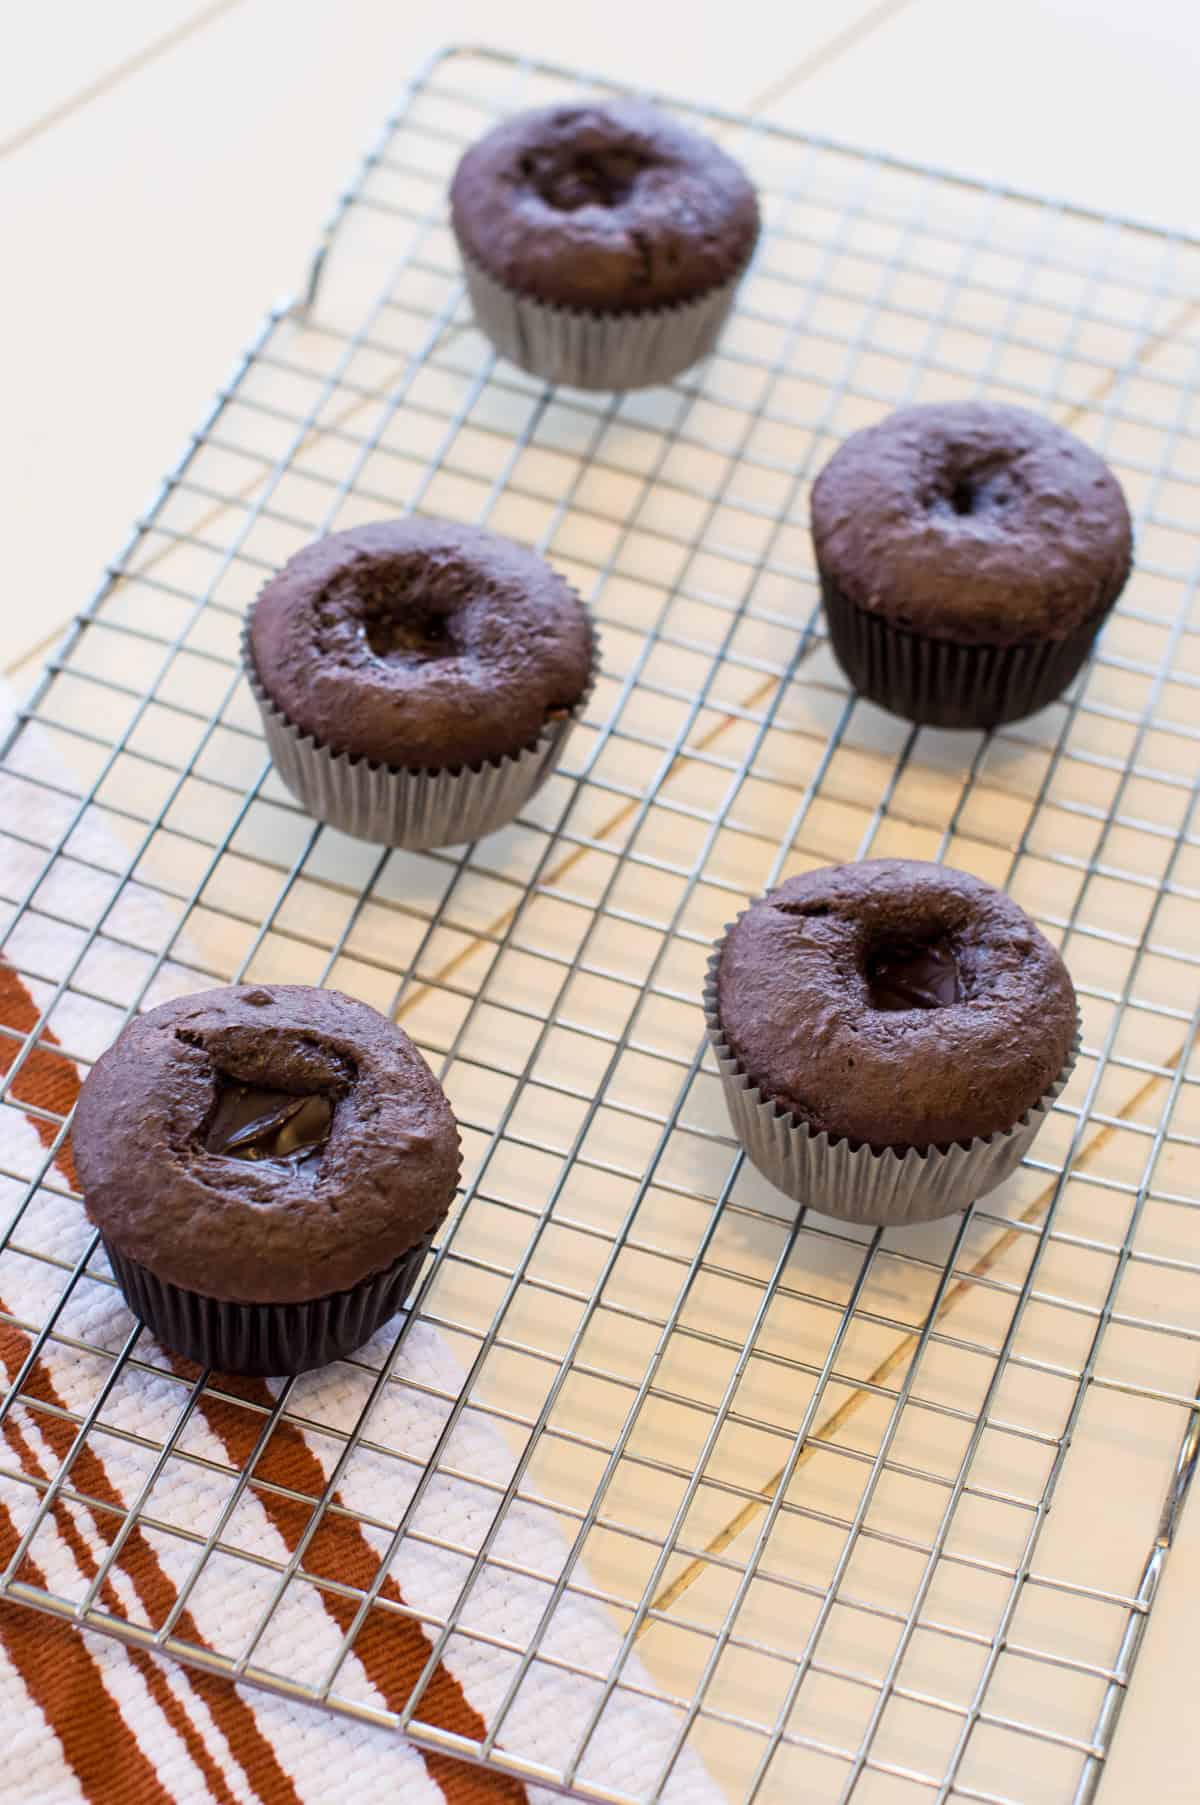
[820, 572, 1110, 730]
[242, 618, 597, 850]
[703, 939, 1080, 1227]
[104, 1232, 434, 1376]
[458, 248, 749, 391]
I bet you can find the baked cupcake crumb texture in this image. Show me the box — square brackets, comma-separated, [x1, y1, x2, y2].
[72, 984, 460, 1308]
[249, 517, 594, 772]
[451, 101, 760, 315]
[717, 859, 1076, 1153]
[812, 401, 1132, 647]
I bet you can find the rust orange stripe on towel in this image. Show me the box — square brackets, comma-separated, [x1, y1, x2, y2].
[0, 960, 84, 1185]
[0, 1397, 240, 1805]
[0, 1304, 304, 1805]
[0, 958, 306, 1804]
[1, 955, 529, 1803]
[192, 1368, 530, 1805]
[0, 1492, 177, 1805]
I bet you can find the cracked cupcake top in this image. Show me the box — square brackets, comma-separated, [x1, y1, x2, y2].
[73, 985, 460, 1304]
[811, 401, 1132, 645]
[715, 859, 1077, 1152]
[450, 100, 760, 313]
[248, 517, 594, 771]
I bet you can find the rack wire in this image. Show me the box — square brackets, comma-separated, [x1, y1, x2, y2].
[1, 43, 1198, 1805]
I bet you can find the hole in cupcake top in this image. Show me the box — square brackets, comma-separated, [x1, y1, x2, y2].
[934, 452, 1020, 521]
[866, 938, 960, 1011]
[205, 1080, 333, 1167]
[948, 472, 1009, 516]
[518, 145, 650, 211]
[363, 603, 454, 661]
[323, 559, 460, 665]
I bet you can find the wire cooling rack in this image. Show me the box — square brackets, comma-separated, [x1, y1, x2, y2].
[1, 43, 1198, 1805]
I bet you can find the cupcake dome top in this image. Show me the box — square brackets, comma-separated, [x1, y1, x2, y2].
[450, 100, 760, 313]
[72, 984, 460, 1304]
[248, 517, 594, 771]
[716, 859, 1077, 1153]
[811, 401, 1132, 646]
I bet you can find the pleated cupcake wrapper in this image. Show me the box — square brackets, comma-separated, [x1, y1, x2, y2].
[458, 247, 748, 391]
[103, 1232, 435, 1377]
[820, 572, 1110, 731]
[703, 939, 1080, 1227]
[242, 619, 598, 850]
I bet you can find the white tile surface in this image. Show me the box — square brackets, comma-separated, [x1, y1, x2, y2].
[1101, 1514, 1199, 1805]
[769, 0, 1200, 233]
[0, 0, 202, 149]
[0, 0, 886, 676]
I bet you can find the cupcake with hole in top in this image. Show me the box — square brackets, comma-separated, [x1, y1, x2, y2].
[244, 516, 596, 849]
[72, 984, 461, 1375]
[704, 859, 1079, 1226]
[811, 402, 1133, 728]
[450, 100, 760, 390]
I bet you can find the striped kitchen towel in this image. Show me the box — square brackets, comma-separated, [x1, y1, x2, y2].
[0, 689, 721, 1805]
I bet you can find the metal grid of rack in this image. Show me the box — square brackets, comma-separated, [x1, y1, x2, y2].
[1, 44, 1198, 1805]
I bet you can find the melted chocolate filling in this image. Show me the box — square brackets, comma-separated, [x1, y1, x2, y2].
[363, 603, 455, 662]
[867, 940, 960, 1011]
[205, 1083, 333, 1165]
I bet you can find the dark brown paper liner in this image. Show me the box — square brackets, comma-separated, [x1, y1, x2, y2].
[704, 933, 1080, 1226]
[457, 245, 750, 391]
[820, 572, 1111, 730]
[242, 617, 598, 850]
[103, 1233, 434, 1376]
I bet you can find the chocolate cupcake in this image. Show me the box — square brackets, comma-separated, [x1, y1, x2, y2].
[705, 860, 1079, 1225]
[811, 402, 1133, 728]
[72, 985, 460, 1374]
[245, 517, 595, 848]
[450, 100, 760, 390]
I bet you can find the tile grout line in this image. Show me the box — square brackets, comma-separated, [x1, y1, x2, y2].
[743, 0, 920, 117]
[0, 0, 246, 163]
[0, 0, 251, 681]
[641, 1047, 1186, 1630]
[0, 0, 931, 705]
[0, 0, 1167, 687]
[393, 670, 786, 1022]
[14, 285, 1195, 994]
[2, 0, 901, 680]
[1062, 299, 1200, 428]
[4, 625, 75, 681]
